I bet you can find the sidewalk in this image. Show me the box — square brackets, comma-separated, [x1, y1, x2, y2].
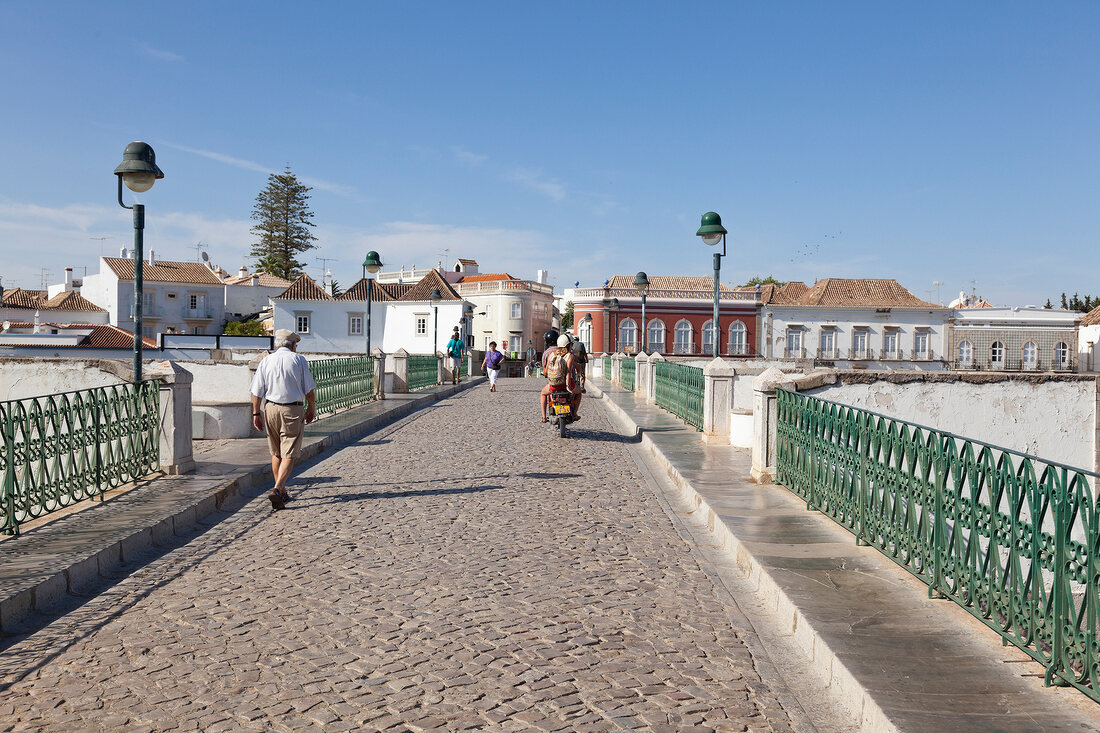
[588, 376, 1100, 733]
[0, 378, 485, 635]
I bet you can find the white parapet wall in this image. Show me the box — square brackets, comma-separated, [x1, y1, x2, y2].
[175, 361, 258, 440]
[0, 357, 131, 400]
[800, 371, 1099, 473]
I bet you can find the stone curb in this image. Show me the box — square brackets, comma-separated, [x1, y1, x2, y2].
[0, 378, 485, 634]
[587, 379, 895, 733]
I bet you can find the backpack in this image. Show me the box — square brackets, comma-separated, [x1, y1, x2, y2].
[448, 339, 462, 357]
[545, 348, 568, 386]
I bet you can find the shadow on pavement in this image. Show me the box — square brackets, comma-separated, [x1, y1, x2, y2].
[287, 484, 504, 507]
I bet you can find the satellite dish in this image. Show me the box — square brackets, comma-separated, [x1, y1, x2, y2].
[201, 251, 209, 262]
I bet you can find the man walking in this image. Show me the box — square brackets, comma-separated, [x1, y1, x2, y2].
[446, 327, 466, 384]
[251, 329, 316, 510]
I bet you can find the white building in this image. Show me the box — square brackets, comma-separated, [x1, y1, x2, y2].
[1079, 306, 1100, 373]
[758, 278, 951, 370]
[80, 250, 226, 338]
[219, 267, 293, 322]
[949, 305, 1078, 372]
[0, 321, 156, 359]
[1, 278, 109, 327]
[272, 270, 468, 355]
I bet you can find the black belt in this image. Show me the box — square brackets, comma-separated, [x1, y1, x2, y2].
[267, 400, 303, 406]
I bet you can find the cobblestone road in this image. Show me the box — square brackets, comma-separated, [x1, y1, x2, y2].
[0, 381, 796, 732]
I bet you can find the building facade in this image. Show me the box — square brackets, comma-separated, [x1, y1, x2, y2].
[949, 306, 1078, 372]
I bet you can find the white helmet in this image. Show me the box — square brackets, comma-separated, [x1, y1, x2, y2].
[557, 334, 571, 347]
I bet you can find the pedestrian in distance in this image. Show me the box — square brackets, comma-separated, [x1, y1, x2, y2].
[483, 341, 505, 392]
[446, 328, 466, 385]
[571, 335, 589, 392]
[250, 329, 316, 510]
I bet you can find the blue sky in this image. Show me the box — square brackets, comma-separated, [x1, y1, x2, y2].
[0, 2, 1096, 306]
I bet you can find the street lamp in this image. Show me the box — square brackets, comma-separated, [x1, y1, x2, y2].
[633, 271, 649, 352]
[608, 297, 620, 353]
[463, 303, 474, 347]
[361, 250, 383, 353]
[696, 211, 728, 358]
[430, 288, 443, 356]
[114, 142, 165, 383]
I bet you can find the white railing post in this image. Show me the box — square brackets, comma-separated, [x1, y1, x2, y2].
[646, 352, 664, 403]
[611, 353, 623, 385]
[371, 348, 386, 400]
[703, 357, 737, 445]
[392, 348, 409, 394]
[149, 362, 195, 475]
[635, 352, 649, 398]
[751, 366, 793, 484]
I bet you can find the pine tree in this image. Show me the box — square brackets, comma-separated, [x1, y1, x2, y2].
[1061, 293, 1068, 309]
[1044, 299, 1053, 309]
[1086, 295, 1094, 312]
[249, 166, 317, 280]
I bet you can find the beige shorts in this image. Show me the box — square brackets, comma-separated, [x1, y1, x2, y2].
[264, 402, 305, 460]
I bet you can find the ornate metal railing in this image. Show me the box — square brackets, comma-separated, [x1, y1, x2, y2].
[620, 357, 636, 391]
[310, 357, 376, 416]
[602, 355, 612, 377]
[775, 387, 1100, 702]
[408, 355, 439, 391]
[654, 362, 703, 431]
[1, 381, 160, 535]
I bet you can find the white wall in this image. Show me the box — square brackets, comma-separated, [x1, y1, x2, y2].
[1079, 325, 1100, 373]
[0, 358, 128, 401]
[225, 283, 285, 319]
[0, 307, 110, 326]
[380, 301, 466, 355]
[273, 299, 466, 355]
[803, 375, 1097, 471]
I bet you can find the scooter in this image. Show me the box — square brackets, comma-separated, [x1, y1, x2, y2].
[548, 385, 574, 438]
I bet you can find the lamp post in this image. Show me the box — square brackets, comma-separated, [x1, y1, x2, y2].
[608, 297, 620, 353]
[463, 303, 474, 347]
[633, 271, 649, 352]
[361, 250, 383, 354]
[114, 142, 165, 383]
[696, 212, 728, 358]
[430, 288, 443, 356]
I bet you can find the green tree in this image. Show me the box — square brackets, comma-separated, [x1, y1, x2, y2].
[1061, 292, 1068, 309]
[561, 300, 574, 329]
[223, 319, 267, 336]
[249, 166, 317, 280]
[1044, 299, 1053, 309]
[329, 278, 343, 297]
[740, 275, 786, 287]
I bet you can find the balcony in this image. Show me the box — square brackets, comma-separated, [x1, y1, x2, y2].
[183, 308, 214, 320]
[881, 349, 903, 361]
[456, 280, 554, 296]
[727, 343, 750, 356]
[912, 350, 932, 361]
[817, 347, 839, 359]
[849, 348, 875, 360]
[784, 347, 807, 358]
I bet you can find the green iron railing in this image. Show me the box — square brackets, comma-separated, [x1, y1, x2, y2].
[775, 387, 1100, 701]
[310, 357, 376, 416]
[0, 381, 160, 535]
[408, 355, 439, 391]
[602, 355, 611, 378]
[620, 357, 636, 391]
[654, 361, 703, 431]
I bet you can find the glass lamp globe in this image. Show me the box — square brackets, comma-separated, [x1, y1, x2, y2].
[123, 172, 157, 193]
[701, 232, 722, 246]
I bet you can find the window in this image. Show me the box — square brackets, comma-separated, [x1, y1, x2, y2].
[728, 321, 747, 355]
[819, 329, 835, 358]
[648, 319, 666, 352]
[295, 313, 311, 333]
[957, 340, 973, 368]
[348, 314, 363, 336]
[701, 320, 717, 355]
[882, 331, 899, 359]
[852, 330, 869, 358]
[579, 318, 593, 352]
[142, 291, 155, 314]
[618, 318, 637, 352]
[510, 302, 521, 319]
[189, 294, 200, 309]
[192, 326, 204, 335]
[913, 331, 929, 359]
[785, 328, 803, 357]
[1022, 341, 1037, 370]
[1054, 342, 1070, 369]
[416, 315, 427, 335]
[990, 341, 1005, 368]
[674, 320, 693, 354]
[166, 292, 177, 300]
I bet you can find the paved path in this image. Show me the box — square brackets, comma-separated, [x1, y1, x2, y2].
[0, 381, 798, 732]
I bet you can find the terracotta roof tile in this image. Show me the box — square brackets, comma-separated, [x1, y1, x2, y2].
[1, 288, 47, 308]
[104, 257, 225, 285]
[457, 258, 479, 265]
[337, 279, 412, 302]
[40, 291, 107, 311]
[459, 273, 516, 283]
[795, 278, 939, 308]
[607, 275, 733, 292]
[402, 270, 462, 301]
[736, 281, 809, 305]
[223, 272, 294, 288]
[0, 322, 156, 349]
[274, 274, 333, 300]
[1081, 306, 1100, 326]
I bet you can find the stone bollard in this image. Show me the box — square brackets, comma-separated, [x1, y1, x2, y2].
[147, 361, 196, 475]
[646, 352, 664, 403]
[634, 352, 650, 398]
[436, 351, 445, 385]
[751, 366, 794, 484]
[702, 357, 737, 445]
[391, 348, 409, 394]
[611, 353, 624, 385]
[371, 348, 386, 400]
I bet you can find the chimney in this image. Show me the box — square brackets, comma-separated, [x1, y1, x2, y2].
[239, 266, 248, 278]
[33, 310, 40, 334]
[536, 269, 548, 284]
[120, 246, 128, 259]
[64, 268, 73, 290]
[148, 250, 156, 266]
[251, 274, 259, 287]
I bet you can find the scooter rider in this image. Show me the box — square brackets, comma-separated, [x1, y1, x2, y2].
[541, 333, 582, 423]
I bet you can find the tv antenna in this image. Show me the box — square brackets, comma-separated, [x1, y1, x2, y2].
[932, 280, 943, 304]
[89, 235, 113, 258]
[316, 257, 338, 288]
[39, 269, 52, 289]
[193, 241, 208, 262]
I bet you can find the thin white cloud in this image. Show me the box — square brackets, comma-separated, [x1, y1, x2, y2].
[452, 147, 488, 166]
[507, 168, 566, 201]
[137, 43, 184, 63]
[162, 143, 357, 197]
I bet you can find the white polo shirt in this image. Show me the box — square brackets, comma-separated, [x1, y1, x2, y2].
[250, 347, 317, 404]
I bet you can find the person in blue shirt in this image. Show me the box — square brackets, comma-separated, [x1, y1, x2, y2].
[445, 328, 467, 385]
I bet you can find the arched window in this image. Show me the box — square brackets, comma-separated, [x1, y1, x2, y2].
[647, 319, 666, 353]
[579, 318, 593, 352]
[701, 320, 716, 355]
[728, 321, 747, 355]
[674, 320, 693, 354]
[1022, 341, 1037, 370]
[957, 340, 973, 368]
[1054, 342, 1070, 369]
[990, 341, 1005, 368]
[618, 318, 637, 352]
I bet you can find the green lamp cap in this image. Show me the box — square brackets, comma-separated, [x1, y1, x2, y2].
[362, 250, 383, 269]
[113, 141, 165, 179]
[695, 211, 727, 237]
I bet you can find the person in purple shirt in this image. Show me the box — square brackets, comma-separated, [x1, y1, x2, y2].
[483, 341, 505, 392]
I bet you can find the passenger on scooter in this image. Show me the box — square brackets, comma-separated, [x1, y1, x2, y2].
[541, 333, 582, 423]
